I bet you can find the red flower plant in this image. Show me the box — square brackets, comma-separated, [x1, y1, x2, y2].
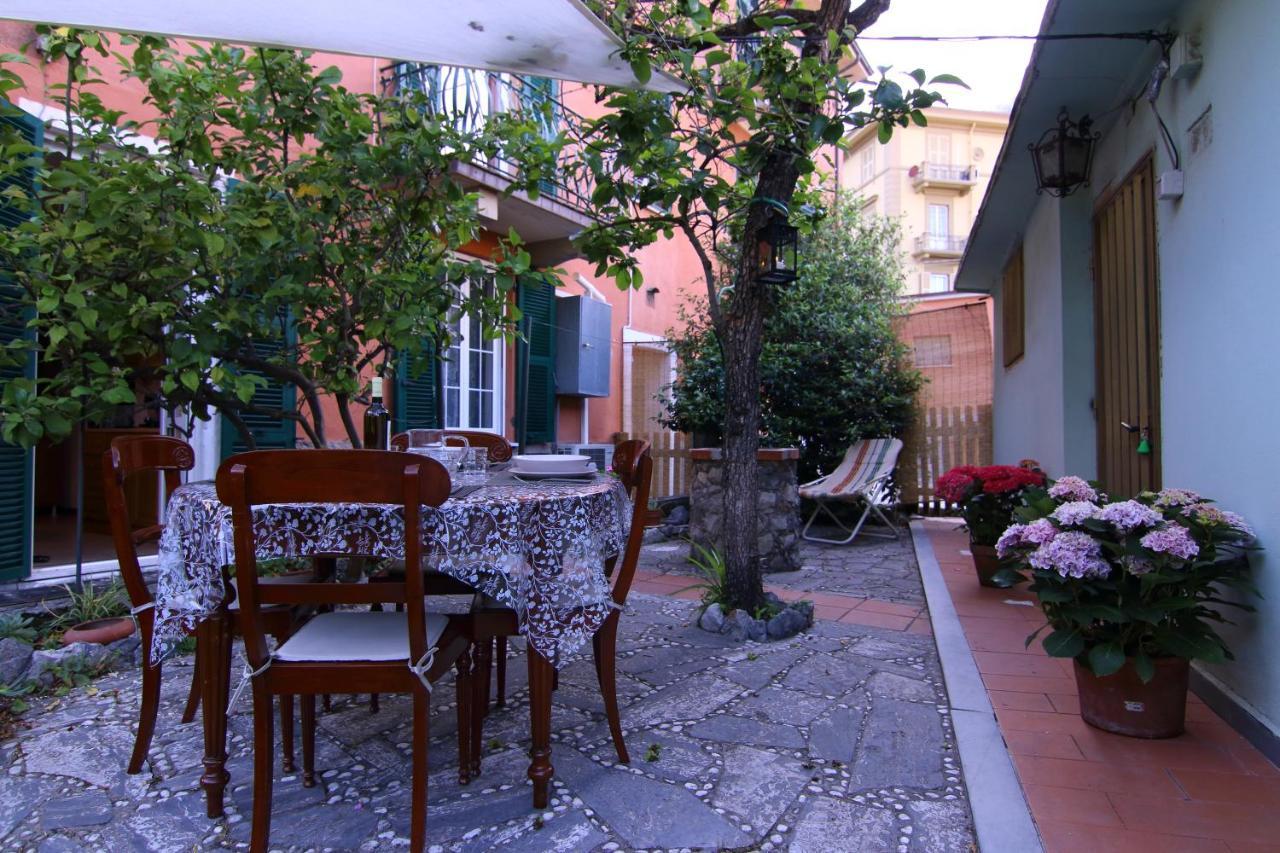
[936, 465, 1048, 546]
[978, 465, 1045, 495]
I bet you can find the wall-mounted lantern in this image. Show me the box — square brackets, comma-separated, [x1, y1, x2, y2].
[754, 212, 799, 285]
[1028, 108, 1100, 197]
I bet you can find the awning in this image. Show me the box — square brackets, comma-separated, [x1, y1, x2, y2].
[0, 0, 684, 93]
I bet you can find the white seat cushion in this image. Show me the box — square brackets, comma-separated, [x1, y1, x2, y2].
[275, 611, 448, 663]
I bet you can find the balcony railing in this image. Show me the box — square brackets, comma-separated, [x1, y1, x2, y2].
[380, 62, 596, 218]
[911, 162, 979, 190]
[913, 234, 967, 256]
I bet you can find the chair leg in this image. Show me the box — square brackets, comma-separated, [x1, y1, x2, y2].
[474, 638, 492, 719]
[301, 694, 317, 788]
[802, 499, 870, 545]
[455, 647, 472, 785]
[593, 616, 629, 765]
[494, 637, 507, 707]
[409, 687, 430, 853]
[129, 657, 162, 775]
[181, 645, 200, 724]
[279, 694, 295, 773]
[470, 644, 487, 779]
[249, 683, 275, 853]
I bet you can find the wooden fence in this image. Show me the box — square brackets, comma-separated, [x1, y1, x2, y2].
[896, 404, 992, 515]
[620, 430, 693, 500]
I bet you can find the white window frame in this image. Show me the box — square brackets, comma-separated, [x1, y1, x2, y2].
[926, 131, 953, 167]
[442, 276, 505, 433]
[928, 273, 951, 293]
[859, 145, 875, 184]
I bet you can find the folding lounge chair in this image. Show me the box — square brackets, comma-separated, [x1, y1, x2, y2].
[800, 438, 903, 545]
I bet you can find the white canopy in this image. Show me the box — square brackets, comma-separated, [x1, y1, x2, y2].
[1, 0, 683, 93]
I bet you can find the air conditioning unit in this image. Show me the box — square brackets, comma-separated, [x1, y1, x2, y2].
[559, 443, 615, 473]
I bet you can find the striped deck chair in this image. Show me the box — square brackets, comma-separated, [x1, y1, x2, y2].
[800, 438, 903, 545]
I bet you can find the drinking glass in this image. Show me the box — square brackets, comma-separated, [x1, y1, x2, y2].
[460, 447, 488, 485]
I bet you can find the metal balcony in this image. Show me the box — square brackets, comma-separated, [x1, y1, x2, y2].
[910, 162, 979, 192]
[913, 233, 968, 258]
[380, 63, 597, 261]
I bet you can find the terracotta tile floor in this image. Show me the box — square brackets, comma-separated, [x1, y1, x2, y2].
[629, 569, 933, 634]
[921, 518, 1279, 853]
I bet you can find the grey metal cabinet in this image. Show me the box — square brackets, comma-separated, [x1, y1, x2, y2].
[555, 295, 611, 397]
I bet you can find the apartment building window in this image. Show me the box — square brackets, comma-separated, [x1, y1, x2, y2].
[926, 203, 951, 251]
[913, 335, 953, 368]
[927, 131, 953, 165]
[1002, 245, 1025, 367]
[443, 277, 503, 431]
[928, 273, 951, 293]
[859, 146, 875, 184]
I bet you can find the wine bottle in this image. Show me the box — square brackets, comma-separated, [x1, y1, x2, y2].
[363, 376, 390, 450]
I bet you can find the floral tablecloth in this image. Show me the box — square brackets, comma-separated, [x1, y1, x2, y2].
[152, 475, 631, 668]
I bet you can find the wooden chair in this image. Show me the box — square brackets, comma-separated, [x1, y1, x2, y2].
[217, 449, 474, 853]
[469, 439, 652, 772]
[102, 435, 297, 776]
[390, 429, 514, 463]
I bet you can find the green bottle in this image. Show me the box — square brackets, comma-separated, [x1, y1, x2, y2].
[363, 376, 389, 450]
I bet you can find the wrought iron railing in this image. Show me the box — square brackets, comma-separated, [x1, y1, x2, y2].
[380, 62, 597, 217]
[915, 162, 979, 183]
[914, 233, 968, 254]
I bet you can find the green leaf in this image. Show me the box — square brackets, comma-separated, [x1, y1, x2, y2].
[1133, 651, 1155, 684]
[1087, 643, 1126, 677]
[630, 55, 652, 85]
[928, 73, 970, 90]
[876, 121, 892, 144]
[908, 68, 926, 86]
[1043, 629, 1085, 659]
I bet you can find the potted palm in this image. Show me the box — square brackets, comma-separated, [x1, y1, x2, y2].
[996, 477, 1257, 738]
[936, 465, 1046, 586]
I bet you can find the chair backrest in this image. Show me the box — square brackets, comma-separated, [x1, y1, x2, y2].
[216, 449, 451, 670]
[606, 439, 652, 607]
[814, 438, 903, 496]
[102, 435, 195, 613]
[390, 430, 514, 463]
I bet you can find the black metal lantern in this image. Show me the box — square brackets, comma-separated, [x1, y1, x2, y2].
[755, 213, 799, 285]
[1028, 108, 1100, 197]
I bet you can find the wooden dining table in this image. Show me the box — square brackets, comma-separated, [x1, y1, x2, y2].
[149, 472, 632, 818]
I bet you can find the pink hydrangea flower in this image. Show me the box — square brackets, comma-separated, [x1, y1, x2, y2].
[1154, 488, 1203, 508]
[1186, 503, 1254, 538]
[1140, 524, 1200, 560]
[1028, 531, 1111, 579]
[996, 518, 1060, 558]
[1098, 500, 1164, 533]
[1048, 476, 1097, 503]
[1051, 501, 1100, 527]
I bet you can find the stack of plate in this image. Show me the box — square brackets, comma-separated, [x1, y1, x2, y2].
[509, 454, 597, 479]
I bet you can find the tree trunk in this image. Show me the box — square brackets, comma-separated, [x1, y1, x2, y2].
[719, 308, 766, 612]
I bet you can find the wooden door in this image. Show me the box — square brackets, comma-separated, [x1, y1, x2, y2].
[1093, 157, 1161, 497]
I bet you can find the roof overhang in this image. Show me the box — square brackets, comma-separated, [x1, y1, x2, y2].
[955, 0, 1181, 291]
[1, 0, 684, 93]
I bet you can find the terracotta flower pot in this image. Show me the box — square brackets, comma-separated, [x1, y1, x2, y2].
[970, 543, 1004, 587]
[1074, 657, 1189, 738]
[61, 615, 136, 647]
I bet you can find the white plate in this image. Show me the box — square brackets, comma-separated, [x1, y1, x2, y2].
[509, 464, 598, 480]
[511, 454, 592, 474]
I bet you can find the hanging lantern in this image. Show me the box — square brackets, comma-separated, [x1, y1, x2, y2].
[755, 213, 799, 285]
[1028, 108, 1099, 197]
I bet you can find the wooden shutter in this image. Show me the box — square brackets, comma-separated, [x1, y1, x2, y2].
[0, 107, 42, 581]
[1001, 245, 1025, 367]
[220, 321, 298, 458]
[394, 344, 440, 432]
[516, 279, 557, 446]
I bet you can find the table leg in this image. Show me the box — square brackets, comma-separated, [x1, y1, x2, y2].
[199, 609, 233, 818]
[526, 646, 554, 809]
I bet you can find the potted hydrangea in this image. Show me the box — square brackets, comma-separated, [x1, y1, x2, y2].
[996, 476, 1257, 738]
[935, 465, 1046, 587]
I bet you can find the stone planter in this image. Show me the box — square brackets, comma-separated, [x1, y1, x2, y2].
[970, 542, 1004, 588]
[687, 448, 801, 574]
[1074, 657, 1189, 738]
[61, 616, 135, 647]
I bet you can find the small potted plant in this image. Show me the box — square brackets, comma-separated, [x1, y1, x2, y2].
[935, 465, 1046, 586]
[54, 580, 135, 646]
[996, 477, 1257, 738]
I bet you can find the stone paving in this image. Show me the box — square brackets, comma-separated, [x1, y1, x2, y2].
[0, 538, 974, 852]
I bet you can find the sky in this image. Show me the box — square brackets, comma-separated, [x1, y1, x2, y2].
[856, 0, 1052, 113]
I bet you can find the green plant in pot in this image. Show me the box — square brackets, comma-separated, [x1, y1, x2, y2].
[935, 465, 1046, 587]
[995, 476, 1257, 738]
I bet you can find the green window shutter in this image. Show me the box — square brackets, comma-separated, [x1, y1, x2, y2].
[0, 106, 42, 581]
[394, 343, 440, 432]
[516, 279, 557, 446]
[220, 320, 298, 458]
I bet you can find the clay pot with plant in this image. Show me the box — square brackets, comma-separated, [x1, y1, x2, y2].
[935, 465, 1047, 587]
[54, 579, 135, 646]
[995, 476, 1257, 738]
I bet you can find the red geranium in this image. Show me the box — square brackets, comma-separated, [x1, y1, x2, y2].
[936, 464, 1048, 545]
[977, 465, 1045, 495]
[936, 467, 979, 503]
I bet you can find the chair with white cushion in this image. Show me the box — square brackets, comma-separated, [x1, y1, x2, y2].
[800, 438, 904, 545]
[217, 449, 473, 853]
